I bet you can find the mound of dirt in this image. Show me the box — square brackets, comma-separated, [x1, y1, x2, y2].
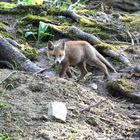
[0, 69, 140, 140]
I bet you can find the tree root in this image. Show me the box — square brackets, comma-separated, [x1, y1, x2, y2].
[0, 35, 42, 72]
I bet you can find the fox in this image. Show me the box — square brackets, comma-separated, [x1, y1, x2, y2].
[47, 40, 117, 81]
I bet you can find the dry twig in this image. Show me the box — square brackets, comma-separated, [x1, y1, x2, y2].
[80, 99, 107, 112]
[0, 71, 17, 85]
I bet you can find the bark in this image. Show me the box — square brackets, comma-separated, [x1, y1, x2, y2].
[109, 0, 140, 12]
[0, 35, 42, 72]
[103, 49, 132, 66]
[59, 10, 81, 22]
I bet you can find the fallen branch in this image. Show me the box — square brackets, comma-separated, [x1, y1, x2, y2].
[103, 49, 132, 66]
[0, 71, 17, 85]
[80, 99, 107, 112]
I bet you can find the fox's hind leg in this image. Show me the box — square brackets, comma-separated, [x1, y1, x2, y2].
[89, 58, 109, 79]
[77, 61, 88, 82]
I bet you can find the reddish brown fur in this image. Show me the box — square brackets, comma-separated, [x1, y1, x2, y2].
[48, 40, 116, 81]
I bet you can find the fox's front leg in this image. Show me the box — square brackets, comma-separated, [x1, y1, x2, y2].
[66, 67, 72, 78]
[59, 62, 69, 78]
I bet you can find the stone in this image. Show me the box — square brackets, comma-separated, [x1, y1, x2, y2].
[47, 101, 67, 122]
[89, 83, 98, 90]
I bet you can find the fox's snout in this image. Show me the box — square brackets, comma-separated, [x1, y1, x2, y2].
[55, 60, 61, 64]
[54, 58, 63, 64]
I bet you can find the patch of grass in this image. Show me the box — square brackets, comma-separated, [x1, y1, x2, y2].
[0, 131, 10, 140]
[0, 101, 9, 109]
[0, 87, 5, 96]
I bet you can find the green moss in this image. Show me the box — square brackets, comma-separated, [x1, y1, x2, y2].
[116, 79, 134, 93]
[23, 48, 38, 61]
[76, 9, 96, 16]
[0, 101, 9, 109]
[79, 17, 95, 26]
[107, 78, 134, 95]
[0, 22, 5, 26]
[17, 14, 59, 31]
[0, 2, 16, 9]
[80, 27, 101, 34]
[0, 5, 46, 15]
[23, 14, 57, 24]
[0, 19, 9, 26]
[95, 42, 116, 51]
[129, 19, 140, 30]
[0, 131, 11, 140]
[0, 30, 13, 38]
[46, 7, 61, 15]
[120, 15, 134, 22]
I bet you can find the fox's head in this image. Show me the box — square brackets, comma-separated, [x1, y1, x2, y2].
[47, 41, 66, 64]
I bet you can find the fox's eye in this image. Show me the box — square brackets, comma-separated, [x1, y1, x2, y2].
[59, 55, 62, 57]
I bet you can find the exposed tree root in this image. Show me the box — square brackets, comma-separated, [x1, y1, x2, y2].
[0, 35, 42, 72]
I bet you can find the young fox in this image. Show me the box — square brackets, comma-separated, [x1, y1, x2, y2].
[47, 40, 116, 81]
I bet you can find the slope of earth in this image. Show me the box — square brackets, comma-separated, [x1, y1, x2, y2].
[0, 69, 140, 140]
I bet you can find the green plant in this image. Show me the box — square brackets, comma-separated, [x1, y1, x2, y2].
[0, 131, 10, 140]
[38, 21, 54, 42]
[0, 2, 16, 9]
[0, 101, 9, 109]
[16, 0, 44, 5]
[25, 31, 37, 40]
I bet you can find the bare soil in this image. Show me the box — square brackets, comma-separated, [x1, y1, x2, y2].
[0, 69, 140, 140]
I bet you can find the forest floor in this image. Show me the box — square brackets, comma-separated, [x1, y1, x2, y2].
[0, 2, 140, 140]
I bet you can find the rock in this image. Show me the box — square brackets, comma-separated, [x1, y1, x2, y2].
[86, 116, 98, 126]
[89, 83, 98, 90]
[134, 63, 140, 72]
[107, 78, 140, 103]
[38, 132, 50, 140]
[47, 101, 67, 122]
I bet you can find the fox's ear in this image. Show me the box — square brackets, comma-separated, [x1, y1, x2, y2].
[48, 41, 54, 50]
[61, 41, 66, 50]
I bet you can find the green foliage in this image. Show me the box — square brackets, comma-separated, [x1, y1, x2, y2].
[0, 2, 16, 9]
[16, 0, 44, 5]
[25, 31, 37, 40]
[0, 101, 9, 109]
[0, 131, 10, 140]
[38, 21, 54, 42]
[23, 19, 54, 42]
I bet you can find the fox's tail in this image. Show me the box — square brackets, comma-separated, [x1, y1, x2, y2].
[96, 51, 117, 73]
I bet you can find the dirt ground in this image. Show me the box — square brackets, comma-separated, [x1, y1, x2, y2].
[0, 69, 140, 140]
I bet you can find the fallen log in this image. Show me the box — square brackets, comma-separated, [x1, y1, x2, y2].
[0, 35, 42, 72]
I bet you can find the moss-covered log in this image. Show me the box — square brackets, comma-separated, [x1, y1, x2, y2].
[107, 78, 140, 103]
[0, 35, 42, 72]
